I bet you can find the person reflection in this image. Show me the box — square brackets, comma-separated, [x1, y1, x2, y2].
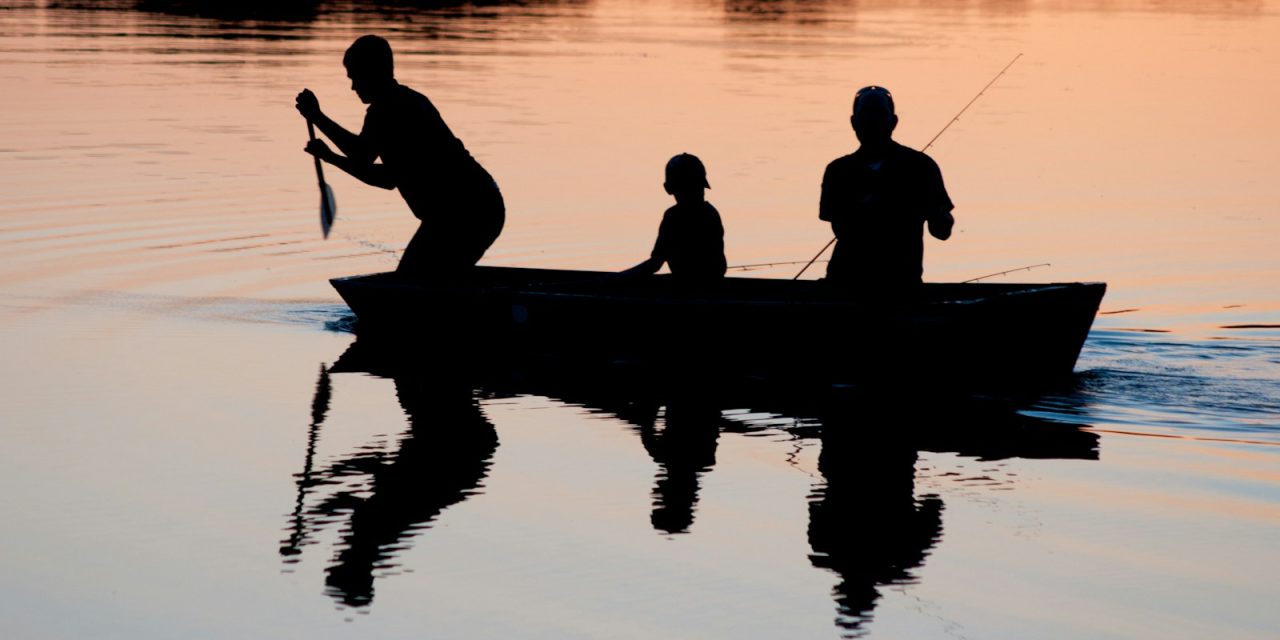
[636, 392, 723, 535]
[807, 399, 943, 635]
[517, 361, 724, 536]
[284, 363, 499, 608]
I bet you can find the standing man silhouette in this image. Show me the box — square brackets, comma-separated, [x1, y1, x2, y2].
[296, 35, 504, 278]
[819, 86, 954, 290]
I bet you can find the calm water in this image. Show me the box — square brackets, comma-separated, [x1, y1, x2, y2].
[2, 0, 1278, 638]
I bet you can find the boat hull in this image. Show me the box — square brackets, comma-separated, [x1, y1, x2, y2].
[330, 267, 1106, 387]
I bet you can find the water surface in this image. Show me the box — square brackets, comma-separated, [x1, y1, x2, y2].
[1, 1, 1278, 638]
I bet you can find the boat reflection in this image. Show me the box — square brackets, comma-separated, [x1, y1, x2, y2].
[285, 336, 1098, 631]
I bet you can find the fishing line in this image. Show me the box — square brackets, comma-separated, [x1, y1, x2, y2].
[336, 226, 402, 262]
[793, 52, 1024, 281]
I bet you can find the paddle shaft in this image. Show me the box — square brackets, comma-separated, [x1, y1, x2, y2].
[307, 121, 328, 190]
[792, 53, 1024, 281]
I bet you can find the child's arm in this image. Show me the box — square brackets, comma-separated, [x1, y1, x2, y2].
[620, 257, 663, 277]
[620, 214, 671, 277]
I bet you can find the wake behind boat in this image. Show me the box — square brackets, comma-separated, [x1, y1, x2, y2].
[331, 267, 1106, 387]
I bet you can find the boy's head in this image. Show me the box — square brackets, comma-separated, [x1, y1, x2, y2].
[344, 35, 395, 104]
[664, 153, 711, 198]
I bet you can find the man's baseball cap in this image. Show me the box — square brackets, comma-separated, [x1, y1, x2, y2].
[853, 85, 895, 116]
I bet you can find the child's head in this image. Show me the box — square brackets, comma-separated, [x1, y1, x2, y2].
[664, 153, 710, 201]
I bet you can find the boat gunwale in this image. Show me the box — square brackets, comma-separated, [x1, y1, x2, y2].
[330, 271, 1104, 305]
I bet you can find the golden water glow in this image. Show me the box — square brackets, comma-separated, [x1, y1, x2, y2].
[1, 0, 1276, 335]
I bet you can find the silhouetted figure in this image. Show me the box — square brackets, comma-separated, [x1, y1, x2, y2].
[807, 400, 943, 636]
[280, 356, 499, 608]
[623, 153, 727, 282]
[637, 393, 722, 535]
[296, 34, 504, 278]
[820, 86, 954, 289]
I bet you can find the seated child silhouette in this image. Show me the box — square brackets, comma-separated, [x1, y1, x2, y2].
[623, 153, 727, 282]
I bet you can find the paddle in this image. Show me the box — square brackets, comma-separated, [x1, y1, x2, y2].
[307, 121, 337, 239]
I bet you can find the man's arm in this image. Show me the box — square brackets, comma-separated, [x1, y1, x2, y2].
[305, 140, 396, 190]
[922, 155, 954, 241]
[818, 161, 842, 223]
[296, 89, 377, 164]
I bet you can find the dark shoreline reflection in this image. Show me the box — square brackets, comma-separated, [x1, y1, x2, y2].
[49, 0, 592, 23]
[290, 336, 1098, 628]
[45, 0, 1265, 28]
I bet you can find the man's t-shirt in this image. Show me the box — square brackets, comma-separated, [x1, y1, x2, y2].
[359, 83, 498, 224]
[819, 141, 953, 284]
[651, 201, 727, 280]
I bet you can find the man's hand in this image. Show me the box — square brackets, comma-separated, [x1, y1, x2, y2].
[296, 89, 322, 122]
[928, 209, 954, 241]
[304, 139, 334, 162]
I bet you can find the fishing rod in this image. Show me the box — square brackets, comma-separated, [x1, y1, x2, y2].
[793, 52, 1024, 281]
[728, 259, 829, 272]
[962, 262, 1050, 283]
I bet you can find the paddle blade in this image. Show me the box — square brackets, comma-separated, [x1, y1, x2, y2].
[320, 183, 336, 239]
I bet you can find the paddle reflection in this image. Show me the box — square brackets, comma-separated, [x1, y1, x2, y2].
[279, 351, 498, 608]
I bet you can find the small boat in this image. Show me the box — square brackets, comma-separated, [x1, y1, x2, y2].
[331, 267, 1106, 387]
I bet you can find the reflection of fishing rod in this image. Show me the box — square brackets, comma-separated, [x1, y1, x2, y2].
[728, 259, 829, 272]
[794, 52, 1024, 281]
[280, 364, 332, 559]
[962, 263, 1050, 283]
